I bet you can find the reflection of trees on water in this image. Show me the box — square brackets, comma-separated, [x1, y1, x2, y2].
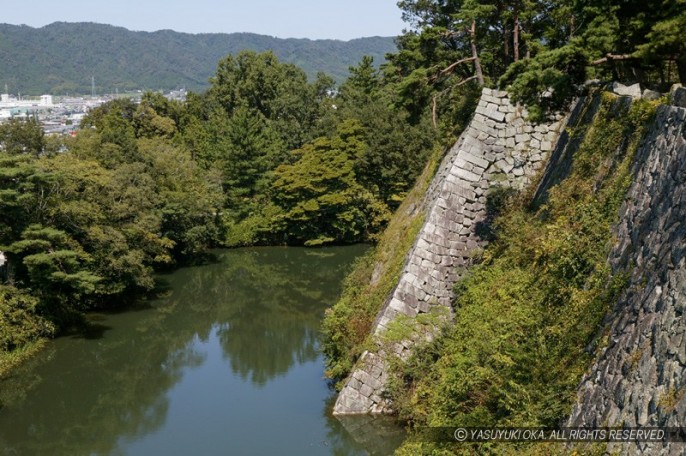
[162, 247, 363, 385]
[0, 314, 205, 456]
[214, 248, 352, 385]
[0, 246, 365, 456]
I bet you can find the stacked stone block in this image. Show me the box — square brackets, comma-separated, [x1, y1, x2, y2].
[568, 97, 686, 455]
[333, 88, 566, 415]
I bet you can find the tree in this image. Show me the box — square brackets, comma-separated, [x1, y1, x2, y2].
[271, 120, 390, 246]
[339, 56, 380, 106]
[398, 0, 488, 84]
[6, 225, 101, 320]
[634, 0, 686, 83]
[499, 43, 589, 120]
[0, 118, 45, 156]
[137, 138, 223, 257]
[0, 285, 55, 351]
[208, 50, 320, 150]
[220, 107, 284, 203]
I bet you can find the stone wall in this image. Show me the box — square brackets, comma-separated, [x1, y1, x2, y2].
[333, 88, 567, 415]
[567, 94, 686, 455]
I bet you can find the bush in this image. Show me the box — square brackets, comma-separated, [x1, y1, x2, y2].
[0, 286, 55, 352]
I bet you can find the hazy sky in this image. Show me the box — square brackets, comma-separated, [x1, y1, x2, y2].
[2, 0, 407, 40]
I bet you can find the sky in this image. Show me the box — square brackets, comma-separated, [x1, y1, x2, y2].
[2, 0, 407, 40]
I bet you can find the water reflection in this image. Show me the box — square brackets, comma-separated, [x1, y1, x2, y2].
[333, 417, 407, 455]
[0, 246, 406, 456]
[323, 397, 407, 456]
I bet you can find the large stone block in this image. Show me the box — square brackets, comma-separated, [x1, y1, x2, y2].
[481, 94, 500, 105]
[486, 109, 506, 122]
[612, 81, 641, 99]
[671, 85, 686, 108]
[453, 167, 481, 182]
[457, 149, 490, 169]
[515, 133, 530, 143]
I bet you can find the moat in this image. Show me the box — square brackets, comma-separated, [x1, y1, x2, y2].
[0, 246, 403, 455]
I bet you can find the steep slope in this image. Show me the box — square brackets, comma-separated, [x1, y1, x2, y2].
[0, 22, 396, 94]
[569, 89, 686, 455]
[329, 85, 686, 454]
[333, 88, 566, 414]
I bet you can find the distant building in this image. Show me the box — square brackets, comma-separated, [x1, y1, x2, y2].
[166, 88, 187, 102]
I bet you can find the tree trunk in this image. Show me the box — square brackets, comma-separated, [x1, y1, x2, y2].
[513, 14, 520, 62]
[432, 95, 438, 129]
[678, 58, 686, 84]
[570, 14, 576, 40]
[504, 27, 510, 63]
[470, 19, 485, 86]
[6, 259, 14, 286]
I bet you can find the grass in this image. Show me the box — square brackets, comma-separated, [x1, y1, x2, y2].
[321, 143, 445, 385]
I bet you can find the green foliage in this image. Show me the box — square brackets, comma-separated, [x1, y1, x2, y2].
[3, 46, 442, 370]
[271, 120, 391, 246]
[335, 57, 440, 204]
[394, 0, 683, 124]
[208, 51, 320, 150]
[0, 118, 45, 156]
[392, 95, 658, 454]
[634, 0, 686, 83]
[8, 224, 101, 301]
[184, 50, 443, 248]
[499, 44, 588, 120]
[0, 286, 55, 352]
[0, 91, 226, 361]
[219, 107, 284, 203]
[137, 138, 223, 257]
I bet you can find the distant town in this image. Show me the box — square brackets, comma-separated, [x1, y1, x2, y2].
[0, 88, 188, 135]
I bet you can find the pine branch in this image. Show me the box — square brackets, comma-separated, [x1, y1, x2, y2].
[439, 56, 477, 77]
[591, 53, 636, 65]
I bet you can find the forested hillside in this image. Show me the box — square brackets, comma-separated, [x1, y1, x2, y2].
[0, 22, 395, 94]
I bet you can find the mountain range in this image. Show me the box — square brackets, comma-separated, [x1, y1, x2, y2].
[0, 22, 397, 95]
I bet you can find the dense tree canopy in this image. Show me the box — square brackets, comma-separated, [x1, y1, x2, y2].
[1, 0, 682, 382]
[0, 47, 441, 359]
[392, 0, 684, 120]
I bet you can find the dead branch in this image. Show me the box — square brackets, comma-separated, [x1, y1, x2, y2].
[439, 56, 477, 78]
[455, 75, 478, 86]
[591, 53, 636, 65]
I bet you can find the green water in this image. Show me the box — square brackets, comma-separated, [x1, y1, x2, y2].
[0, 246, 404, 456]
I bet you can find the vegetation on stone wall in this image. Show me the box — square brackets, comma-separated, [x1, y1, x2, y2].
[321, 143, 446, 384]
[390, 93, 659, 454]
